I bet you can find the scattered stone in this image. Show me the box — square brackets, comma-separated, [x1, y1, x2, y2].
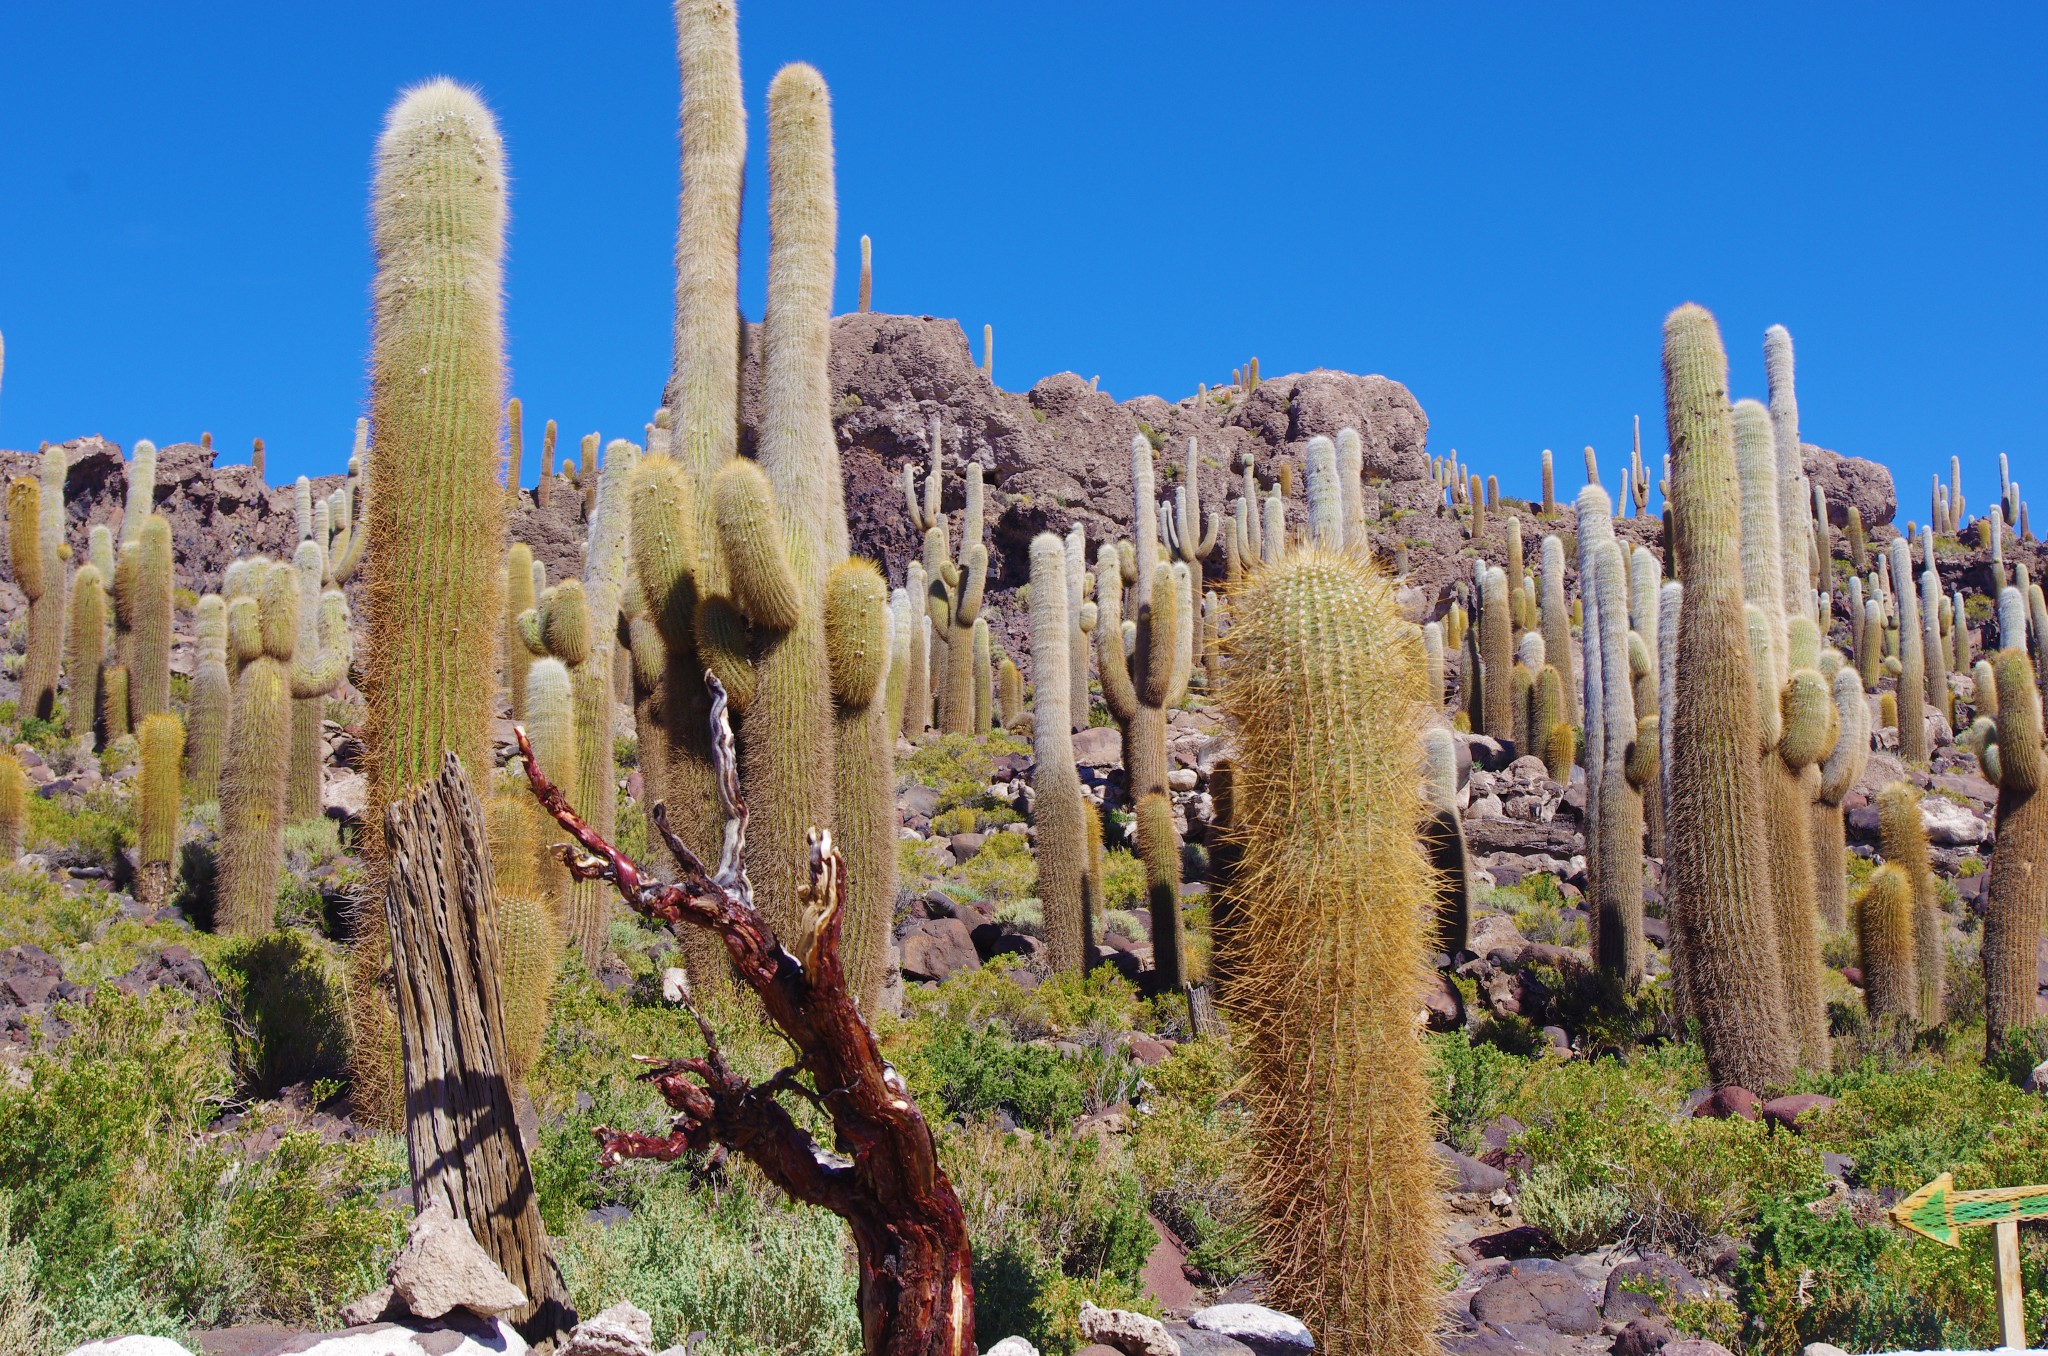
[386, 1202, 529, 1321]
[1664, 1344, 1736, 1356]
[985, 1340, 1042, 1356]
[1078, 1300, 1182, 1356]
[1918, 795, 1988, 845]
[1435, 1142, 1509, 1194]
[900, 917, 981, 982]
[1603, 1254, 1703, 1320]
[1423, 973, 1466, 1031]
[1126, 1035, 1173, 1068]
[900, 785, 940, 819]
[337, 1286, 404, 1327]
[1798, 1345, 1849, 1356]
[1469, 1260, 1601, 1336]
[1162, 1323, 1255, 1356]
[1689, 1087, 1760, 1121]
[1186, 1303, 1313, 1355]
[63, 1341, 197, 1356]
[1462, 1224, 1564, 1261]
[1072, 727, 1122, 768]
[1139, 1215, 1199, 1311]
[560, 1302, 657, 1356]
[1760, 1093, 1836, 1133]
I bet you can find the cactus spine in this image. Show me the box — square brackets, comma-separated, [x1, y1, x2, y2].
[1478, 566, 1513, 740]
[220, 564, 297, 937]
[1811, 667, 1870, 932]
[355, 78, 509, 1129]
[826, 558, 897, 1011]
[0, 753, 21, 860]
[1982, 648, 2048, 1056]
[136, 713, 183, 910]
[1663, 303, 1794, 1090]
[1734, 398, 1829, 1070]
[1219, 548, 1444, 1352]
[505, 543, 537, 718]
[1889, 537, 1928, 763]
[66, 564, 107, 747]
[186, 593, 229, 799]
[1030, 535, 1091, 973]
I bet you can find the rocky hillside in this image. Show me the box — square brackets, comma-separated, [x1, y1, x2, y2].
[0, 310, 1903, 675]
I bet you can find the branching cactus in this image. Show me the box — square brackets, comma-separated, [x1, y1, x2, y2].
[1098, 546, 1185, 804]
[1811, 667, 1870, 932]
[1874, 780, 1945, 1029]
[924, 462, 988, 736]
[1218, 547, 1445, 1352]
[137, 713, 183, 911]
[114, 514, 175, 724]
[220, 564, 297, 937]
[287, 542, 349, 822]
[1663, 303, 1795, 1090]
[1030, 534, 1092, 973]
[1160, 435, 1221, 568]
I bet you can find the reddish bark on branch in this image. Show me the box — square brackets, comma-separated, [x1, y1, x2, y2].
[516, 676, 976, 1356]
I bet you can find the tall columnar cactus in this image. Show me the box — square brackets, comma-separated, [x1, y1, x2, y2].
[1420, 725, 1472, 957]
[1137, 792, 1186, 991]
[186, 593, 229, 799]
[355, 78, 509, 1129]
[112, 514, 173, 724]
[926, 462, 988, 736]
[1478, 566, 1513, 741]
[1541, 447, 1555, 515]
[136, 713, 183, 910]
[1811, 667, 1870, 932]
[1920, 561, 1949, 721]
[1539, 534, 1576, 721]
[1030, 534, 1091, 974]
[10, 474, 57, 723]
[970, 616, 993, 732]
[505, 543, 537, 719]
[1423, 621, 1445, 707]
[0, 752, 21, 860]
[1764, 325, 1812, 626]
[1663, 303, 1795, 1090]
[1099, 546, 1185, 804]
[1218, 548, 1444, 1353]
[1889, 537, 1928, 762]
[286, 540, 346, 819]
[1586, 530, 1646, 985]
[121, 439, 157, 546]
[1856, 864, 1919, 1026]
[219, 564, 297, 937]
[1980, 648, 2047, 1056]
[1734, 398, 1831, 1070]
[1874, 780, 1944, 1028]
[901, 562, 931, 738]
[66, 563, 107, 748]
[825, 558, 897, 1012]
[519, 654, 579, 911]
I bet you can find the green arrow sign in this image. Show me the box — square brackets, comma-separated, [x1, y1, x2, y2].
[1893, 1172, 2048, 1247]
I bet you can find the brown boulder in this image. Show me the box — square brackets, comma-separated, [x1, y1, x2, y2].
[1803, 442, 1896, 528]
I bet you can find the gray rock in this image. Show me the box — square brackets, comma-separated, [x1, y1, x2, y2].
[899, 917, 981, 982]
[1186, 1303, 1313, 1355]
[1435, 1142, 1510, 1194]
[1162, 1323, 1255, 1356]
[1470, 1262, 1601, 1336]
[385, 1201, 529, 1321]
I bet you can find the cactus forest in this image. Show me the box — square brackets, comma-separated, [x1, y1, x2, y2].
[1, 8, 2044, 1356]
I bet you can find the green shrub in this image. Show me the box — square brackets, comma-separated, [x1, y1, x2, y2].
[1100, 849, 1145, 913]
[904, 1021, 1090, 1131]
[25, 789, 131, 869]
[1738, 1196, 1963, 1353]
[1430, 1032, 1528, 1154]
[1129, 1039, 1257, 1285]
[212, 930, 351, 1095]
[1516, 1161, 1627, 1251]
[961, 831, 1036, 904]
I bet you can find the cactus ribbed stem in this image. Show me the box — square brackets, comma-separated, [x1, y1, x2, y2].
[1874, 780, 1944, 1028]
[66, 565, 107, 749]
[1663, 302, 1794, 1090]
[220, 565, 297, 937]
[1984, 648, 2047, 1054]
[0, 754, 21, 860]
[1030, 535, 1090, 973]
[1478, 566, 1513, 740]
[136, 713, 183, 910]
[505, 543, 536, 718]
[1889, 538, 1928, 763]
[1540, 535, 1576, 721]
[1590, 537, 1645, 985]
[1856, 865, 1919, 1025]
[1811, 668, 1870, 932]
[1219, 548, 1444, 1353]
[824, 560, 897, 1011]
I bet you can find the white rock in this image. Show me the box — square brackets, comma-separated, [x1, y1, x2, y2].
[560, 1302, 657, 1356]
[1189, 1302, 1315, 1354]
[661, 967, 690, 1004]
[1799, 1344, 1849, 1356]
[1920, 795, 1988, 845]
[986, 1339, 1042, 1356]
[1166, 767, 1199, 792]
[63, 1340, 195, 1356]
[286, 1318, 530, 1355]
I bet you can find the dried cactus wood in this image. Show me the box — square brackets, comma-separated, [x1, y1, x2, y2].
[515, 680, 974, 1356]
[383, 753, 574, 1347]
[1218, 548, 1444, 1354]
[1662, 303, 1795, 1090]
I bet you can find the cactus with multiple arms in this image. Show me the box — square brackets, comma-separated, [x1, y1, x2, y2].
[1662, 303, 1795, 1090]
[1811, 667, 1871, 932]
[219, 564, 297, 936]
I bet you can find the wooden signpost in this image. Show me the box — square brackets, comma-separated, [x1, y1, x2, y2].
[1893, 1171, 2048, 1349]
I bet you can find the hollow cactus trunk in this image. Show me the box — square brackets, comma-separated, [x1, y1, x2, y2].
[1218, 548, 1446, 1354]
[1662, 303, 1795, 1091]
[355, 79, 510, 1131]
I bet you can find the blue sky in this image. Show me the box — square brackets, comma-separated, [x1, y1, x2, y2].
[1, 3, 2042, 520]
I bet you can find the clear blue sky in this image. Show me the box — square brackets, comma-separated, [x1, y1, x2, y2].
[1, 3, 2041, 520]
